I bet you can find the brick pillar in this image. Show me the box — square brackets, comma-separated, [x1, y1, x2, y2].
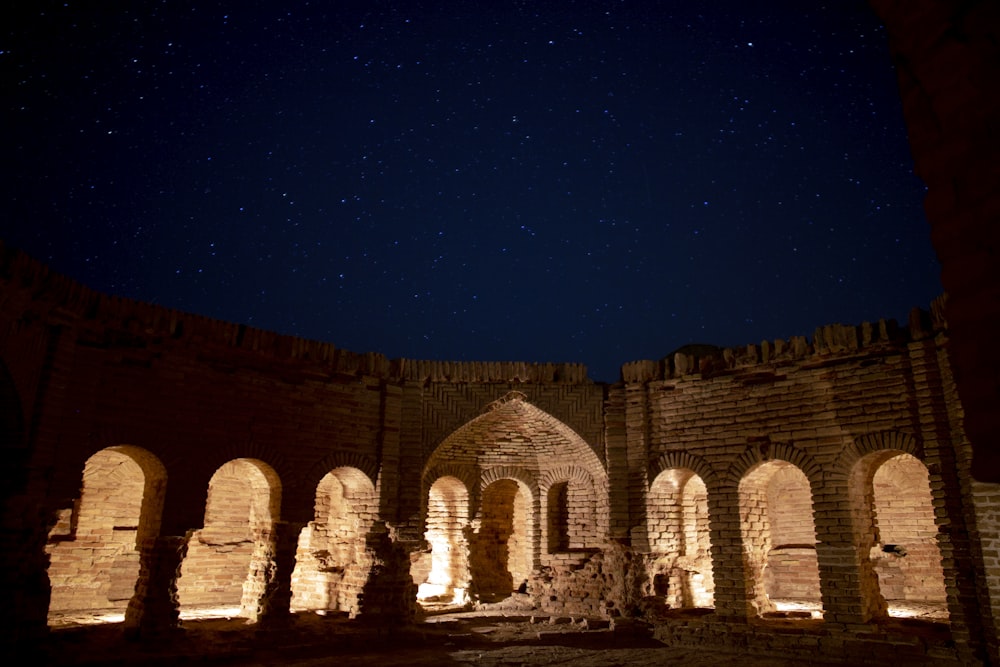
[624, 380, 651, 550]
[815, 536, 882, 625]
[394, 381, 425, 540]
[706, 484, 751, 622]
[971, 481, 1000, 663]
[258, 521, 306, 628]
[811, 479, 885, 625]
[124, 535, 189, 638]
[358, 522, 417, 624]
[0, 495, 51, 649]
[377, 381, 404, 527]
[604, 384, 629, 542]
[914, 338, 993, 664]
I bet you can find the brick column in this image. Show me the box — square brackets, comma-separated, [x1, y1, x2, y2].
[705, 484, 751, 622]
[814, 524, 881, 624]
[394, 381, 425, 540]
[0, 495, 51, 648]
[358, 522, 417, 623]
[603, 384, 629, 542]
[624, 380, 651, 550]
[124, 535, 189, 638]
[258, 521, 307, 628]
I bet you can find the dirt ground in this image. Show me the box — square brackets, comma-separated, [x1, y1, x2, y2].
[38, 609, 894, 667]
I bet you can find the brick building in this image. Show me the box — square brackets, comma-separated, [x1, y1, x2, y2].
[2, 1, 998, 663]
[0, 245, 995, 664]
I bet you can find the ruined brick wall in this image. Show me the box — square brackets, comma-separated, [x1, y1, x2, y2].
[290, 467, 378, 616]
[46, 447, 160, 612]
[0, 243, 995, 661]
[0, 248, 612, 627]
[0, 249, 396, 624]
[616, 299, 987, 660]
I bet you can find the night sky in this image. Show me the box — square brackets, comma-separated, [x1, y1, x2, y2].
[3, 2, 943, 382]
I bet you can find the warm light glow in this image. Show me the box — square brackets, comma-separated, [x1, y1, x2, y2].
[772, 599, 823, 619]
[50, 606, 245, 628]
[769, 598, 948, 621]
[416, 476, 470, 605]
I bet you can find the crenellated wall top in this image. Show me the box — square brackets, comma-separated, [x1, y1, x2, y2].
[619, 294, 948, 384]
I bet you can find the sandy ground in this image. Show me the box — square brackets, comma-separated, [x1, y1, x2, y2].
[40, 607, 951, 667]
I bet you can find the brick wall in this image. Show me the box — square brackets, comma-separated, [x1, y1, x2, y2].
[0, 246, 995, 661]
[870, 453, 947, 603]
[176, 459, 280, 615]
[290, 466, 377, 615]
[47, 447, 152, 612]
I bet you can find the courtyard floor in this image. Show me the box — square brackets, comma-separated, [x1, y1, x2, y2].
[41, 602, 955, 667]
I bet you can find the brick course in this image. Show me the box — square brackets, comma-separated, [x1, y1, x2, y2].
[0, 244, 994, 663]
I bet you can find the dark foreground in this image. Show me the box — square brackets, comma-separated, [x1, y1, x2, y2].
[37, 608, 954, 667]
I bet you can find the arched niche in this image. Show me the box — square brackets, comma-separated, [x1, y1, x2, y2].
[850, 450, 947, 620]
[291, 466, 377, 617]
[738, 460, 823, 618]
[469, 477, 534, 602]
[412, 475, 471, 605]
[177, 458, 281, 621]
[647, 467, 714, 609]
[46, 445, 166, 622]
[419, 392, 608, 607]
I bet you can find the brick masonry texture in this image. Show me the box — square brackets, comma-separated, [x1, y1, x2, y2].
[3, 4, 999, 663]
[0, 245, 997, 665]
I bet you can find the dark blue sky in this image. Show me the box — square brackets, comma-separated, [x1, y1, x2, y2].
[3, 1, 942, 382]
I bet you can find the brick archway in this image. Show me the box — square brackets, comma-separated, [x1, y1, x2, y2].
[177, 458, 281, 622]
[291, 466, 377, 616]
[46, 445, 167, 621]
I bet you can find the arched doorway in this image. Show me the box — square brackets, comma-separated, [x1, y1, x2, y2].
[46, 445, 166, 624]
[739, 460, 823, 618]
[414, 475, 471, 605]
[851, 450, 947, 619]
[470, 478, 533, 602]
[291, 466, 376, 617]
[177, 458, 280, 621]
[647, 468, 714, 609]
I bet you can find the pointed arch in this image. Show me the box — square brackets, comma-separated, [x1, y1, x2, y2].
[649, 450, 719, 490]
[303, 451, 379, 494]
[837, 430, 923, 474]
[418, 392, 607, 606]
[727, 439, 823, 488]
